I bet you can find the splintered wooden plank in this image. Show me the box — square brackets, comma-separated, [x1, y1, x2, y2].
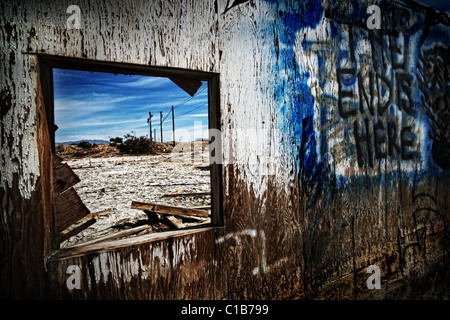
[55, 187, 91, 234]
[49, 227, 214, 261]
[61, 224, 153, 249]
[188, 206, 211, 210]
[131, 201, 208, 218]
[53, 163, 81, 194]
[164, 215, 186, 229]
[56, 218, 96, 244]
[52, 154, 63, 168]
[75, 208, 113, 224]
[53, 179, 67, 195]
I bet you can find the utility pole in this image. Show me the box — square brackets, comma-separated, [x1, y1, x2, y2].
[147, 111, 153, 141]
[160, 111, 163, 143]
[172, 105, 175, 146]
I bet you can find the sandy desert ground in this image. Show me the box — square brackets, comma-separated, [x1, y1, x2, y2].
[58, 142, 211, 247]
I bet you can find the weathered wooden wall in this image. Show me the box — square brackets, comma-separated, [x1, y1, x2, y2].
[1, 0, 449, 299]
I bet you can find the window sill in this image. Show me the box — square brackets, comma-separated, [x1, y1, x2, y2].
[48, 225, 221, 262]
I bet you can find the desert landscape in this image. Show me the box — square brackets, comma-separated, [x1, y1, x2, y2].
[56, 142, 211, 248]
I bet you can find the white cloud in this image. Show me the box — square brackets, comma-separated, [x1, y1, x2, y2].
[116, 76, 172, 88]
[184, 113, 208, 118]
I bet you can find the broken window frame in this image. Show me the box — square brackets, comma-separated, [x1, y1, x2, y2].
[37, 54, 223, 256]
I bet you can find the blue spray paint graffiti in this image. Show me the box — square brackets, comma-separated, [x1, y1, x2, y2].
[286, 0, 449, 182]
[223, 0, 450, 183]
[417, 25, 450, 170]
[266, 0, 324, 177]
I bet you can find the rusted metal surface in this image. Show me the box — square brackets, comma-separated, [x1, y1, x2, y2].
[1, 0, 450, 299]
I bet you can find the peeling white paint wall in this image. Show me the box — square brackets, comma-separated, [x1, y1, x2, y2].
[219, 1, 292, 198]
[1, 11, 40, 202]
[2, 0, 291, 205]
[1, 0, 220, 201]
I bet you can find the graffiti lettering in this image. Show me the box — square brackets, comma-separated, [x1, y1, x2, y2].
[396, 72, 414, 114]
[337, 68, 358, 118]
[215, 229, 288, 276]
[352, 117, 417, 167]
[353, 118, 373, 168]
[300, 1, 448, 175]
[332, 5, 421, 170]
[336, 63, 417, 168]
[417, 43, 450, 169]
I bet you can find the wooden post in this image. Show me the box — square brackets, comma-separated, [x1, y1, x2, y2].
[160, 111, 163, 143]
[147, 111, 153, 141]
[131, 201, 209, 218]
[172, 105, 175, 146]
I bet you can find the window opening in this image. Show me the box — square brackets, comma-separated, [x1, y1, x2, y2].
[43, 59, 222, 250]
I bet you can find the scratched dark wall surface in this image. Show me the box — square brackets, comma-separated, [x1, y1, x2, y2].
[1, 0, 449, 299]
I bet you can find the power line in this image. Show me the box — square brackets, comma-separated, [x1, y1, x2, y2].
[154, 101, 207, 131]
[176, 101, 208, 117]
[154, 108, 171, 130]
[173, 83, 207, 110]
[150, 82, 208, 135]
[153, 87, 207, 128]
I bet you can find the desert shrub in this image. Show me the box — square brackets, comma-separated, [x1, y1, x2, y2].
[56, 144, 65, 153]
[109, 137, 123, 146]
[77, 141, 92, 149]
[118, 133, 154, 154]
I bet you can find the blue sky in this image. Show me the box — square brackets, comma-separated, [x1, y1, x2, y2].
[53, 68, 209, 143]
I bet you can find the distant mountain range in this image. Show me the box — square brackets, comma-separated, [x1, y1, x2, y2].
[56, 139, 110, 146]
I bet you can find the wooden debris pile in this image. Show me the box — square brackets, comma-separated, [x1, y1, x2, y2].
[130, 201, 210, 230]
[53, 156, 211, 248]
[53, 154, 93, 246]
